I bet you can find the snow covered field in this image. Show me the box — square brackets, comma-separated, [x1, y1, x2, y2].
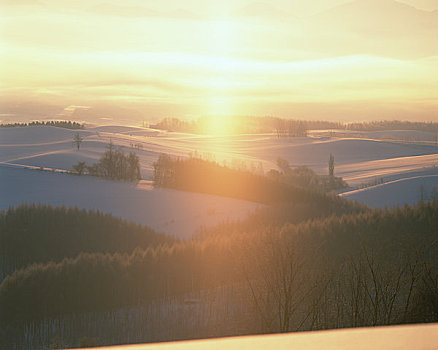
[341, 170, 438, 208]
[0, 165, 258, 239]
[72, 323, 438, 350]
[1, 125, 438, 230]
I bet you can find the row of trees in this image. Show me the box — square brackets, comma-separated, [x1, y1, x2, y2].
[72, 142, 141, 182]
[274, 118, 308, 137]
[150, 118, 198, 133]
[0, 121, 84, 129]
[346, 120, 438, 133]
[153, 153, 350, 205]
[150, 116, 343, 135]
[150, 117, 438, 136]
[153, 154, 344, 204]
[1, 202, 438, 348]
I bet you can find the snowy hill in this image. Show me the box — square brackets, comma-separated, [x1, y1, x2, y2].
[2, 125, 437, 182]
[0, 165, 258, 239]
[2, 125, 438, 225]
[341, 170, 438, 208]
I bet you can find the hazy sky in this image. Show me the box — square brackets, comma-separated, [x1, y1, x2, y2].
[134, 0, 438, 14]
[1, 0, 437, 124]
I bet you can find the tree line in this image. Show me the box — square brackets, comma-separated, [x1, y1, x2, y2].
[149, 116, 438, 135]
[150, 116, 343, 136]
[153, 153, 349, 205]
[0, 121, 84, 129]
[346, 120, 438, 133]
[0, 204, 174, 281]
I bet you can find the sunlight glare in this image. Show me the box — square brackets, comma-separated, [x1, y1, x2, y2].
[202, 19, 241, 122]
[205, 113, 234, 135]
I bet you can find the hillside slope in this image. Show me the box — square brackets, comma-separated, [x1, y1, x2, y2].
[0, 166, 258, 238]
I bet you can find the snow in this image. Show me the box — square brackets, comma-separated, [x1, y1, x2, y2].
[2, 126, 438, 182]
[71, 323, 438, 350]
[337, 154, 438, 186]
[2, 125, 438, 226]
[0, 165, 258, 239]
[310, 129, 438, 143]
[341, 171, 438, 208]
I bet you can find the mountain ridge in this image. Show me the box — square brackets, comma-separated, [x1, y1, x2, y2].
[233, 2, 295, 20]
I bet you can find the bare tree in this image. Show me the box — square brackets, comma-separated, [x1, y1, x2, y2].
[239, 229, 326, 333]
[72, 161, 86, 175]
[332, 246, 423, 328]
[73, 132, 83, 151]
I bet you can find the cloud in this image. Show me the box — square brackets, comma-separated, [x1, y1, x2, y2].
[1, 0, 44, 5]
[1, 0, 437, 122]
[58, 105, 91, 118]
[294, 0, 438, 59]
[0, 0, 46, 11]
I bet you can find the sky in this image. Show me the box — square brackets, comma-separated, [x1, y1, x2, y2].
[1, 0, 437, 124]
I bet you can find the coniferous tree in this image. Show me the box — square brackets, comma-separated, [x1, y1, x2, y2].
[329, 154, 335, 177]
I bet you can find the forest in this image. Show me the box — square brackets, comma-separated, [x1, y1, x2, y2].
[1, 198, 438, 348]
[0, 205, 175, 281]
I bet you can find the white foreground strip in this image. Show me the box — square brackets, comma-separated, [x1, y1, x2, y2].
[74, 323, 438, 350]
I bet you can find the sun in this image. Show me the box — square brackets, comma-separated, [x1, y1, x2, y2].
[209, 95, 232, 114]
[205, 114, 235, 136]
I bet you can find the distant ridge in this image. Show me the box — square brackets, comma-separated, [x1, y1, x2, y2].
[233, 2, 293, 20]
[89, 4, 200, 19]
[307, 0, 438, 58]
[315, 0, 438, 24]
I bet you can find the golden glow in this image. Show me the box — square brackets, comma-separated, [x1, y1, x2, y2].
[1, 0, 438, 124]
[208, 97, 232, 117]
[205, 114, 235, 135]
